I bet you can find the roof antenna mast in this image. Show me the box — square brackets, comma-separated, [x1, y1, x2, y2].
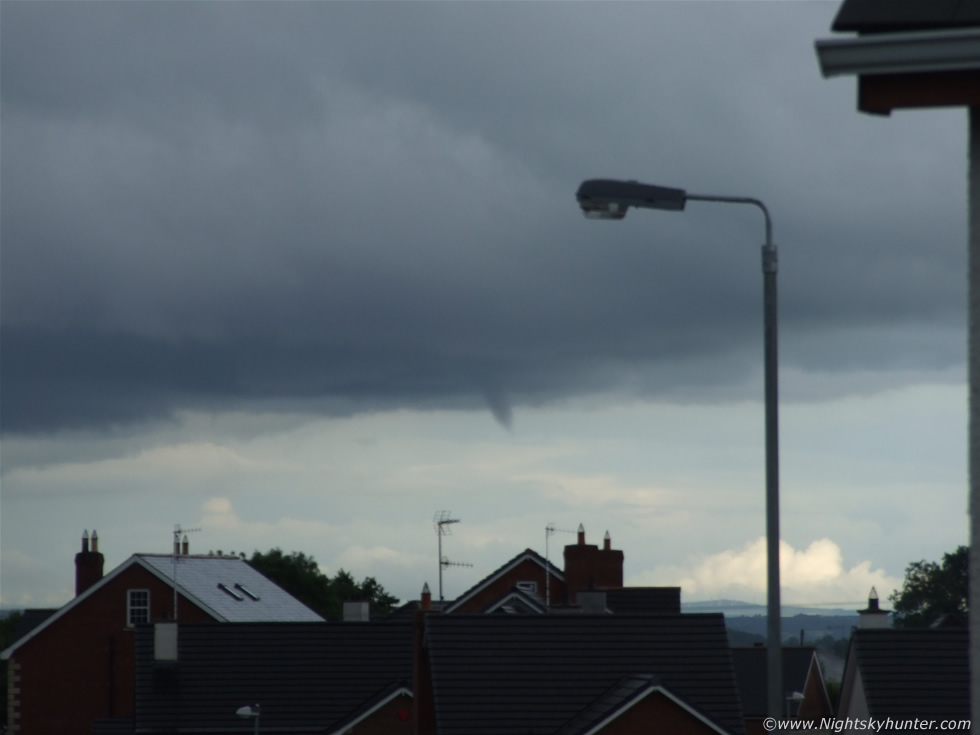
[172, 523, 201, 621]
[545, 523, 579, 609]
[433, 511, 472, 602]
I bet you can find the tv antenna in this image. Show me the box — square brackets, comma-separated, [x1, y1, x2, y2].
[545, 523, 579, 609]
[172, 524, 201, 621]
[434, 511, 472, 602]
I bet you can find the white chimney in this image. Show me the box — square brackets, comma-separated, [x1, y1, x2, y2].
[858, 587, 890, 629]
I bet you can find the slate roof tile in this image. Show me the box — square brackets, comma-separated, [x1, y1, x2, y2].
[426, 613, 745, 735]
[133, 621, 413, 733]
[138, 554, 324, 622]
[832, 0, 980, 32]
[851, 628, 968, 719]
[731, 646, 817, 717]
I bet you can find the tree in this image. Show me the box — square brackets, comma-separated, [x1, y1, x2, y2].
[888, 545, 967, 628]
[246, 548, 399, 621]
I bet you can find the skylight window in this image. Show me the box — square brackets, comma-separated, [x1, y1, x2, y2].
[234, 583, 260, 601]
[217, 583, 244, 601]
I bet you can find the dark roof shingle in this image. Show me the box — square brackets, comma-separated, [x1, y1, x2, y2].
[832, 0, 980, 33]
[134, 621, 413, 733]
[426, 613, 745, 735]
[730, 646, 818, 717]
[605, 587, 681, 615]
[852, 628, 968, 719]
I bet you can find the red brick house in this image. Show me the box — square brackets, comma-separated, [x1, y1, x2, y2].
[731, 646, 833, 735]
[1, 531, 322, 735]
[415, 613, 745, 735]
[117, 620, 413, 735]
[439, 526, 672, 615]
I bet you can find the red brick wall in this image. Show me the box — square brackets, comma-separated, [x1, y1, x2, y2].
[350, 691, 413, 735]
[563, 544, 624, 602]
[798, 659, 833, 721]
[597, 691, 722, 735]
[9, 563, 212, 735]
[450, 557, 565, 612]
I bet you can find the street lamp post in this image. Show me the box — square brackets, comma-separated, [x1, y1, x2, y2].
[575, 178, 782, 718]
[236, 703, 261, 735]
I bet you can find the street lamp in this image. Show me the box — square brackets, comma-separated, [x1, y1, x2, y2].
[236, 703, 261, 735]
[576, 178, 782, 718]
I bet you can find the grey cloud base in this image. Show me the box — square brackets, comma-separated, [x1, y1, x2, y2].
[0, 1, 968, 435]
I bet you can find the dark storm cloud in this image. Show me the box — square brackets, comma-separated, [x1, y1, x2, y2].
[0, 2, 967, 434]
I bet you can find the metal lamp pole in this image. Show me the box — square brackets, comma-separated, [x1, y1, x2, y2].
[576, 179, 782, 718]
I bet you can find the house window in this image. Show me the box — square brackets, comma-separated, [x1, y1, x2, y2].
[516, 581, 537, 593]
[127, 589, 150, 626]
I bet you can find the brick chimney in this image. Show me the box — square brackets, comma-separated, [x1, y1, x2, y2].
[563, 525, 624, 603]
[413, 582, 435, 735]
[75, 529, 105, 596]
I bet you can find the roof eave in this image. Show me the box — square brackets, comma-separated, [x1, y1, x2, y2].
[1, 555, 148, 659]
[815, 26, 980, 77]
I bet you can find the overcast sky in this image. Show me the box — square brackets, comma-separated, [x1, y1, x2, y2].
[1, 1, 970, 612]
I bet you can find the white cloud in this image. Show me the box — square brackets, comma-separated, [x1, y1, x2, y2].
[633, 537, 901, 606]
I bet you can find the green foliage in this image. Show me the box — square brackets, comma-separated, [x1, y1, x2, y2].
[888, 545, 968, 628]
[812, 633, 850, 659]
[246, 548, 398, 621]
[825, 679, 842, 710]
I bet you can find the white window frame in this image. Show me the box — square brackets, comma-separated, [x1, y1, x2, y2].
[516, 581, 538, 593]
[127, 589, 150, 627]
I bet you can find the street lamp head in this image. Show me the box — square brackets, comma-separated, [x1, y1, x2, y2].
[576, 179, 687, 219]
[236, 704, 260, 718]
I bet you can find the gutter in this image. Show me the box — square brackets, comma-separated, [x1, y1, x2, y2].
[816, 26, 980, 78]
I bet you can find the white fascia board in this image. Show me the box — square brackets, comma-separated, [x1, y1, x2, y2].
[444, 552, 562, 613]
[326, 686, 412, 735]
[580, 685, 732, 735]
[1, 555, 145, 659]
[816, 27, 980, 78]
[131, 555, 228, 622]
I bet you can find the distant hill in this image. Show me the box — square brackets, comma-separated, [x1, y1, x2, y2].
[683, 599, 859, 617]
[683, 599, 860, 643]
[726, 628, 766, 646]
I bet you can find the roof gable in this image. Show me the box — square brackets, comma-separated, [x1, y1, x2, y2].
[483, 588, 548, 614]
[731, 646, 818, 716]
[557, 674, 731, 735]
[2, 555, 156, 658]
[326, 683, 412, 735]
[1, 554, 322, 659]
[136, 554, 323, 622]
[444, 548, 563, 613]
[832, 0, 980, 33]
[850, 628, 968, 719]
[133, 621, 413, 732]
[426, 613, 744, 735]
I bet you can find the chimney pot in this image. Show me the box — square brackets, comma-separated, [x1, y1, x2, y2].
[603, 530, 611, 551]
[181, 534, 189, 555]
[858, 586, 890, 628]
[420, 582, 432, 611]
[75, 530, 105, 596]
[577, 523, 585, 545]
